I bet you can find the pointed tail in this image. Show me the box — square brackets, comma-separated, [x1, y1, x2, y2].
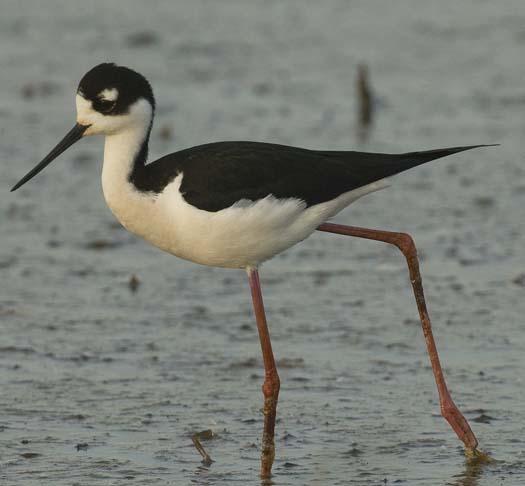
[321, 144, 498, 187]
[391, 144, 499, 175]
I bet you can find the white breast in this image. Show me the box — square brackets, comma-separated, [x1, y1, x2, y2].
[104, 171, 387, 269]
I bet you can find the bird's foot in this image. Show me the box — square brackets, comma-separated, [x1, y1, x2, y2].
[465, 447, 493, 464]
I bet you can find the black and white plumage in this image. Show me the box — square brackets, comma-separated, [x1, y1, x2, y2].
[130, 141, 483, 212]
[11, 63, 491, 268]
[10, 63, 497, 475]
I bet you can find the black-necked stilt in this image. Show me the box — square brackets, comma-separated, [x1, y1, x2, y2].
[11, 63, 494, 478]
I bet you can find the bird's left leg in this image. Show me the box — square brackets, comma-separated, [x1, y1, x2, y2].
[316, 222, 479, 453]
[247, 267, 281, 479]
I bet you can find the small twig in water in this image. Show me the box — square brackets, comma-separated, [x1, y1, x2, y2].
[192, 430, 214, 466]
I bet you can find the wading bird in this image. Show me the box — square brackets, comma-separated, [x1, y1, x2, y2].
[11, 63, 493, 478]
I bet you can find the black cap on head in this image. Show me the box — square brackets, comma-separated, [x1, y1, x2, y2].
[78, 63, 155, 115]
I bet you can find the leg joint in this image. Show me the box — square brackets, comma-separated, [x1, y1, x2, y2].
[262, 370, 280, 398]
[393, 232, 417, 258]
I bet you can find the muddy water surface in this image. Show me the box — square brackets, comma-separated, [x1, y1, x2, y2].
[1, 1, 525, 484]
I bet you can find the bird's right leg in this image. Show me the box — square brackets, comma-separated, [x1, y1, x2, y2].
[247, 267, 281, 479]
[316, 222, 479, 453]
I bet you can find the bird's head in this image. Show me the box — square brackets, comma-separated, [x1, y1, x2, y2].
[11, 63, 155, 191]
[76, 63, 155, 136]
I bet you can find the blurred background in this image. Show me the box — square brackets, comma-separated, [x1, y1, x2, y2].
[1, 1, 524, 484]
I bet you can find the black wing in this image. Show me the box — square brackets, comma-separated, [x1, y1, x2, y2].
[134, 141, 492, 212]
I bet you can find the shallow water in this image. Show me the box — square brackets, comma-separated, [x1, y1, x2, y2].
[1, 1, 525, 484]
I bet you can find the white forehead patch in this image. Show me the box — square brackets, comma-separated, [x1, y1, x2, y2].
[76, 94, 92, 116]
[99, 88, 119, 101]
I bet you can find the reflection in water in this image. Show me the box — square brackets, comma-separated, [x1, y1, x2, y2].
[191, 463, 278, 486]
[448, 451, 494, 486]
[191, 463, 213, 485]
[260, 478, 276, 486]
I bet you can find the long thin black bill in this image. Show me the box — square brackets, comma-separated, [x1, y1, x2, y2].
[10, 123, 89, 192]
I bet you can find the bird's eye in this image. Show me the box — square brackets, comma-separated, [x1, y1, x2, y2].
[97, 99, 116, 113]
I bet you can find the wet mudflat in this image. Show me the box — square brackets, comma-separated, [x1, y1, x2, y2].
[1, 1, 525, 484]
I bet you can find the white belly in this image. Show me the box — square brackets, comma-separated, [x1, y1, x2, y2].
[104, 173, 387, 269]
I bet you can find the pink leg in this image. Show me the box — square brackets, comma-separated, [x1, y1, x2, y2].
[247, 267, 281, 479]
[317, 222, 478, 451]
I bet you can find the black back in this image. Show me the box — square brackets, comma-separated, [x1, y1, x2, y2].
[129, 142, 490, 212]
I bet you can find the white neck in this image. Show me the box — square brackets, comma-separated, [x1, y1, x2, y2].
[101, 123, 149, 206]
